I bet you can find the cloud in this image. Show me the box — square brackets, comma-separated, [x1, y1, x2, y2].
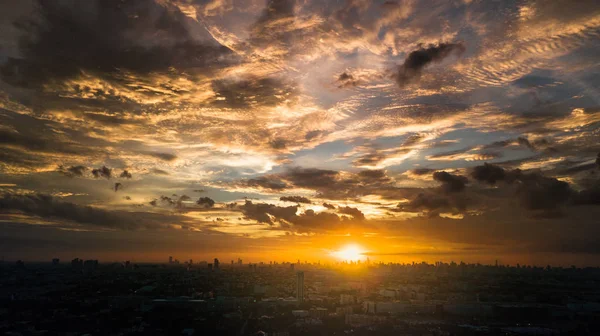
[91, 166, 112, 179]
[246, 176, 289, 191]
[322, 202, 336, 210]
[0, 193, 174, 230]
[433, 171, 468, 193]
[114, 182, 122, 192]
[394, 42, 465, 87]
[336, 72, 360, 88]
[59, 165, 87, 178]
[146, 152, 178, 162]
[230, 167, 412, 200]
[237, 200, 362, 233]
[150, 168, 169, 175]
[280, 195, 312, 204]
[399, 192, 454, 215]
[210, 77, 296, 109]
[471, 163, 507, 185]
[240, 200, 297, 225]
[1, 0, 234, 89]
[337, 206, 365, 220]
[196, 197, 216, 208]
[119, 170, 132, 179]
[470, 163, 576, 212]
[517, 173, 573, 211]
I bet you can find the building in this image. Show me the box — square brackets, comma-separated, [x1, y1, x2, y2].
[297, 271, 305, 302]
[71, 258, 83, 270]
[169, 256, 173, 264]
[52, 258, 60, 265]
[340, 294, 355, 305]
[83, 259, 98, 271]
[214, 258, 220, 270]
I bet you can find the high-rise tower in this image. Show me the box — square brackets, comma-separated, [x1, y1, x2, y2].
[296, 271, 304, 302]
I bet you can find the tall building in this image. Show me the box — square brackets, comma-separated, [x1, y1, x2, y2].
[169, 256, 173, 264]
[52, 258, 60, 265]
[214, 258, 220, 270]
[297, 271, 305, 302]
[71, 258, 83, 270]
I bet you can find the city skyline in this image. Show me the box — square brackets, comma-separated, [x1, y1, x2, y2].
[1, 0, 600, 266]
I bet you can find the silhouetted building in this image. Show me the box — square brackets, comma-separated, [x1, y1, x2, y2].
[214, 258, 219, 270]
[52, 258, 60, 265]
[297, 271, 305, 302]
[169, 256, 173, 264]
[71, 258, 83, 270]
[83, 259, 98, 271]
[208, 263, 213, 271]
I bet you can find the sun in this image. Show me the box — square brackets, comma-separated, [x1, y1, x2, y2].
[332, 244, 366, 261]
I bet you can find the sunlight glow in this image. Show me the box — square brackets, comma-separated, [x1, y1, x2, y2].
[332, 244, 366, 261]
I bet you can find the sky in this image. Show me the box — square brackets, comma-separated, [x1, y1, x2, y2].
[0, 0, 599, 265]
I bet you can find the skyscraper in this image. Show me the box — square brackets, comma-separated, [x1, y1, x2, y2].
[214, 258, 220, 270]
[169, 256, 173, 264]
[297, 271, 304, 302]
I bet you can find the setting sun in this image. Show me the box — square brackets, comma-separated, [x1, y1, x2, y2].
[332, 244, 366, 261]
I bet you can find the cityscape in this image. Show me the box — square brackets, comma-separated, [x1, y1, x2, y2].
[1, 0, 600, 334]
[2, 256, 600, 334]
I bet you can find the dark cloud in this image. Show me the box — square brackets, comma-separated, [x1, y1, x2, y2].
[250, 0, 296, 49]
[284, 167, 340, 190]
[336, 72, 360, 88]
[293, 210, 355, 233]
[280, 196, 312, 204]
[231, 167, 413, 200]
[147, 152, 178, 162]
[240, 200, 297, 225]
[411, 168, 434, 175]
[59, 165, 87, 178]
[471, 163, 577, 212]
[394, 42, 465, 87]
[0, 193, 173, 230]
[211, 77, 296, 108]
[573, 185, 600, 205]
[433, 171, 468, 193]
[119, 170, 132, 179]
[196, 197, 215, 208]
[337, 206, 365, 220]
[353, 152, 387, 167]
[91, 166, 112, 179]
[471, 163, 507, 185]
[151, 168, 169, 175]
[1, 0, 234, 88]
[0, 112, 107, 159]
[399, 193, 453, 215]
[517, 173, 573, 211]
[246, 176, 289, 190]
[517, 137, 535, 150]
[160, 195, 175, 206]
[322, 202, 336, 210]
[114, 182, 122, 192]
[269, 138, 287, 150]
[597, 152, 600, 168]
[238, 200, 361, 233]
